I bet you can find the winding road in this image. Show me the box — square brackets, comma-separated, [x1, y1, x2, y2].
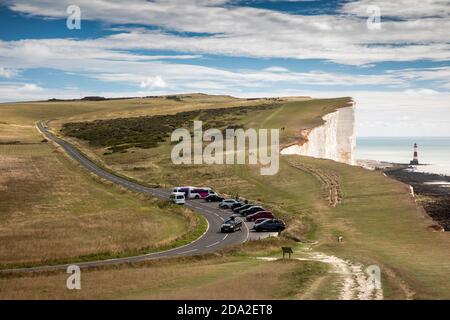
[2, 121, 255, 273]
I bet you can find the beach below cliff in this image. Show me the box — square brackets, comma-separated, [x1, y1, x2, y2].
[384, 165, 450, 231]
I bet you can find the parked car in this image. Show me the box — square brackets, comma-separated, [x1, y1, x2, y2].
[221, 217, 243, 233]
[253, 219, 285, 232]
[240, 206, 265, 216]
[204, 194, 224, 202]
[246, 211, 274, 222]
[219, 199, 239, 209]
[188, 187, 217, 199]
[233, 203, 254, 213]
[230, 201, 245, 210]
[253, 218, 270, 225]
[169, 192, 186, 205]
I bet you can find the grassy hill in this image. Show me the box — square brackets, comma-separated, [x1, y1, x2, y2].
[1, 94, 449, 299]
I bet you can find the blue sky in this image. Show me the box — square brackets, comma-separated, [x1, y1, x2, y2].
[0, 0, 449, 136]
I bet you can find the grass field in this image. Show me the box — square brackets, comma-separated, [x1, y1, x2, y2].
[0, 254, 328, 299]
[1, 94, 449, 299]
[52, 96, 450, 299]
[0, 122, 202, 268]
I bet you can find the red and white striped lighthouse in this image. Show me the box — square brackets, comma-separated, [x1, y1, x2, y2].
[410, 143, 419, 165]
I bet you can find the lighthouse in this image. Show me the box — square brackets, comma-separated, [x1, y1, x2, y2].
[410, 143, 419, 165]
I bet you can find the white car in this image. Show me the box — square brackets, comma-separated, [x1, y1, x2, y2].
[219, 199, 239, 209]
[170, 192, 186, 205]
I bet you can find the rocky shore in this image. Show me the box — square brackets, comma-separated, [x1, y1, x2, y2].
[384, 165, 450, 231]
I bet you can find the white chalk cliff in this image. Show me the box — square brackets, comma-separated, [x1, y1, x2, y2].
[280, 102, 356, 165]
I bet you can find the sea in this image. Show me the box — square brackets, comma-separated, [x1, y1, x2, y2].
[356, 137, 450, 176]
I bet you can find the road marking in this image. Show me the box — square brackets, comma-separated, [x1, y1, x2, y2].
[206, 241, 220, 248]
[177, 249, 198, 255]
[21, 122, 246, 273]
[222, 234, 228, 240]
[243, 222, 250, 242]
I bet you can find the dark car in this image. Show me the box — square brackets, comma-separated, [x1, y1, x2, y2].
[221, 217, 243, 233]
[253, 219, 285, 232]
[240, 206, 265, 217]
[205, 194, 224, 202]
[253, 218, 270, 225]
[230, 201, 245, 210]
[246, 211, 274, 222]
[233, 203, 254, 213]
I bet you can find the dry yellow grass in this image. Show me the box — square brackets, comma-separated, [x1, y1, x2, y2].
[2, 95, 449, 299]
[0, 257, 328, 299]
[0, 124, 192, 267]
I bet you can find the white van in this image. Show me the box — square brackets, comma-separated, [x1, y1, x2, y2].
[170, 192, 186, 205]
[172, 186, 194, 197]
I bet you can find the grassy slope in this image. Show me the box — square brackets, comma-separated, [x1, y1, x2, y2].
[242, 100, 450, 299]
[61, 96, 450, 299]
[0, 102, 205, 268]
[0, 255, 328, 299]
[222, 99, 450, 299]
[1, 95, 449, 299]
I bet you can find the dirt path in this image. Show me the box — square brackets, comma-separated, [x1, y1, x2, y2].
[287, 160, 342, 207]
[301, 252, 383, 300]
[257, 251, 383, 300]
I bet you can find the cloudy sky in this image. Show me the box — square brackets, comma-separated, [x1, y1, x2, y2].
[0, 0, 449, 136]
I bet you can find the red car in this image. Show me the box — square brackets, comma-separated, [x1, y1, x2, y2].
[246, 211, 274, 222]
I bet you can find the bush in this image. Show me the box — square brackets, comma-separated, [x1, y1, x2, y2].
[61, 103, 278, 153]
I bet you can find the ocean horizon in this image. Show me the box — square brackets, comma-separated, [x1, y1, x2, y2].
[356, 137, 450, 175]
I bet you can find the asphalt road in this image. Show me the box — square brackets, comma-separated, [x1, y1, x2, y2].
[2, 121, 256, 273]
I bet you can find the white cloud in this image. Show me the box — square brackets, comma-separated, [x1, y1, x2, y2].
[0, 0, 448, 138]
[312, 90, 450, 137]
[0, 36, 416, 93]
[140, 76, 167, 89]
[387, 66, 450, 89]
[264, 66, 290, 73]
[4, 0, 450, 65]
[0, 83, 56, 101]
[0, 66, 17, 78]
[20, 83, 43, 92]
[341, 0, 450, 19]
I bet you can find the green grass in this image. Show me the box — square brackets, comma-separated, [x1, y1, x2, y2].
[2, 95, 450, 299]
[60, 102, 277, 153]
[65, 96, 450, 299]
[0, 124, 201, 268]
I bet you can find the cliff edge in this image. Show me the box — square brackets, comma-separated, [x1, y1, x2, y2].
[280, 100, 356, 165]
